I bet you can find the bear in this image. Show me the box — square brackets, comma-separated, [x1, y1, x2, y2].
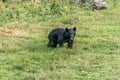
[48, 27, 76, 49]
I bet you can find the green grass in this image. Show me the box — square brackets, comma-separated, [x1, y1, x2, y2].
[0, 0, 120, 80]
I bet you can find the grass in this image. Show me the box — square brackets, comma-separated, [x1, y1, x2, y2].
[0, 0, 120, 80]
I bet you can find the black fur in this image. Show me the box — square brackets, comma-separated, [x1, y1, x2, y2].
[48, 27, 76, 49]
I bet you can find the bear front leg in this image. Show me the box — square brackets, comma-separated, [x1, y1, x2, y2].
[68, 40, 73, 49]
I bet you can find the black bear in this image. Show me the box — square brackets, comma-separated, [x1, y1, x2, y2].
[48, 27, 76, 49]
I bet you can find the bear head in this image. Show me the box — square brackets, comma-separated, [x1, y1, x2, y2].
[64, 27, 76, 40]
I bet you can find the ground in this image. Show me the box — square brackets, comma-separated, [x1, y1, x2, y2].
[0, 0, 120, 80]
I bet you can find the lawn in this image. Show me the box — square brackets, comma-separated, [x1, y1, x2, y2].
[0, 0, 120, 80]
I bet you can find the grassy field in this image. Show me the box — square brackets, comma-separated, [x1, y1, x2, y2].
[0, 0, 120, 80]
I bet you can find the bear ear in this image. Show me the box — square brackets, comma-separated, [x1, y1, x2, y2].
[65, 28, 69, 31]
[73, 27, 76, 31]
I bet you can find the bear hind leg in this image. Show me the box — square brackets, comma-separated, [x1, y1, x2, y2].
[48, 40, 57, 48]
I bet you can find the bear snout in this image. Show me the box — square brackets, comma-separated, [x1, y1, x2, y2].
[70, 34, 74, 40]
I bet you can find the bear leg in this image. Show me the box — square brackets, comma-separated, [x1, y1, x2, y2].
[48, 39, 57, 48]
[68, 40, 73, 49]
[58, 38, 63, 47]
